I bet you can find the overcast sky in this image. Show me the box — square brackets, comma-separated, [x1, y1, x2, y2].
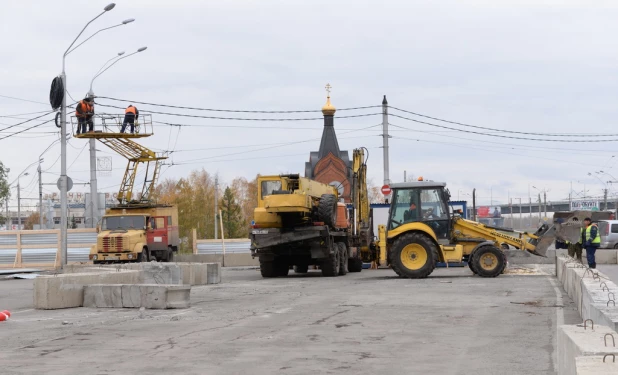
[2, 0, 618, 211]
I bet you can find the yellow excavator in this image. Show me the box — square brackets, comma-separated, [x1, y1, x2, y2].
[350, 148, 600, 278]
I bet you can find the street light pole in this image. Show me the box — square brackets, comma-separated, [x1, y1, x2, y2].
[17, 172, 29, 230]
[59, 3, 116, 268]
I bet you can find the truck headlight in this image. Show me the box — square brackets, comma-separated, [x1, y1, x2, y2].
[127, 254, 133, 259]
[92, 255, 98, 260]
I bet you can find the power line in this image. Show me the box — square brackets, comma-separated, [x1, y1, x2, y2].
[388, 123, 617, 155]
[0, 110, 52, 118]
[0, 119, 54, 141]
[96, 102, 380, 121]
[0, 94, 48, 106]
[389, 113, 618, 143]
[96, 96, 380, 113]
[153, 121, 379, 130]
[389, 106, 616, 138]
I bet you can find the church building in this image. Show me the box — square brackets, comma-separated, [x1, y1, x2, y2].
[305, 86, 353, 202]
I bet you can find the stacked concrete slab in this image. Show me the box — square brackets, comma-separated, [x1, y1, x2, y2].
[34, 270, 141, 309]
[35, 262, 221, 310]
[83, 284, 190, 309]
[558, 324, 618, 374]
[556, 255, 618, 374]
[576, 355, 618, 374]
[557, 256, 618, 331]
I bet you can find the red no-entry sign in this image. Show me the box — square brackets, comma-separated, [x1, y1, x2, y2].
[381, 185, 391, 195]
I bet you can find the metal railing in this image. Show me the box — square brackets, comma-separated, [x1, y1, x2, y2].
[0, 229, 96, 268]
[69, 114, 153, 137]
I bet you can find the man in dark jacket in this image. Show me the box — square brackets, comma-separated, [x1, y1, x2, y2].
[121, 105, 139, 134]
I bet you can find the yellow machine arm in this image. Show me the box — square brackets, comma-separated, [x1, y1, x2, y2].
[452, 217, 542, 254]
[97, 137, 167, 205]
[351, 147, 373, 260]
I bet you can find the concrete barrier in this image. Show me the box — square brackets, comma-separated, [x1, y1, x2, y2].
[576, 355, 618, 374]
[83, 284, 190, 309]
[34, 270, 141, 309]
[558, 324, 618, 375]
[556, 249, 618, 265]
[177, 263, 221, 285]
[557, 256, 618, 331]
[176, 253, 259, 267]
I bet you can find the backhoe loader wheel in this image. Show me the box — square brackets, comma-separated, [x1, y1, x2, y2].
[348, 257, 363, 273]
[390, 233, 439, 279]
[321, 245, 340, 277]
[467, 254, 478, 275]
[472, 245, 507, 278]
[318, 194, 338, 228]
[338, 242, 349, 276]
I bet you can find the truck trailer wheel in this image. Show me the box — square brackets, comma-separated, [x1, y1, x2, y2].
[318, 194, 337, 227]
[337, 242, 348, 276]
[348, 257, 363, 273]
[275, 260, 290, 277]
[389, 233, 439, 279]
[260, 260, 277, 278]
[321, 247, 340, 277]
[472, 245, 506, 278]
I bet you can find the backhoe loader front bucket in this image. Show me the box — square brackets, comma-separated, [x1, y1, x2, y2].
[527, 210, 613, 257]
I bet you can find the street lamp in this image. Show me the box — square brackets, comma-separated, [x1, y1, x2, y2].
[66, 18, 134, 56]
[59, 3, 116, 268]
[88, 46, 148, 96]
[532, 186, 550, 221]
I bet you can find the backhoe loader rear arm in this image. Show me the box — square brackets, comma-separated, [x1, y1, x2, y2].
[453, 218, 539, 253]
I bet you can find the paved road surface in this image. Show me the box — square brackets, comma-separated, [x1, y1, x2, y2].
[0, 266, 579, 375]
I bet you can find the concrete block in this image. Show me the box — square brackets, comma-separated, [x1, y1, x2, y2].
[176, 253, 259, 267]
[34, 270, 141, 309]
[139, 262, 182, 285]
[576, 355, 618, 374]
[582, 249, 618, 264]
[207, 262, 221, 284]
[84, 284, 122, 308]
[84, 284, 190, 309]
[558, 324, 618, 375]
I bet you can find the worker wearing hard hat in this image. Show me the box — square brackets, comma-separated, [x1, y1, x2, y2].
[75, 97, 94, 134]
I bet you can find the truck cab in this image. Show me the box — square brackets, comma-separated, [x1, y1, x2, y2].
[90, 205, 179, 264]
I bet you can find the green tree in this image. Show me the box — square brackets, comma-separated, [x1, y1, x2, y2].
[221, 187, 243, 238]
[0, 161, 10, 214]
[70, 215, 77, 229]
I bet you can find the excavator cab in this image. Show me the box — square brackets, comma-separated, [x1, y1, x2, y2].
[387, 182, 452, 240]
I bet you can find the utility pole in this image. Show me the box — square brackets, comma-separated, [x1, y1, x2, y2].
[89, 138, 98, 228]
[214, 176, 219, 240]
[17, 181, 21, 230]
[528, 196, 532, 228]
[403, 170, 406, 183]
[569, 181, 572, 210]
[5, 197, 8, 230]
[543, 191, 547, 219]
[38, 164, 43, 229]
[381, 95, 390, 202]
[604, 188, 608, 211]
[538, 193, 542, 224]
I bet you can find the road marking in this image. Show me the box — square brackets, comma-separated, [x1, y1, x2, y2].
[14, 309, 34, 314]
[546, 271, 564, 373]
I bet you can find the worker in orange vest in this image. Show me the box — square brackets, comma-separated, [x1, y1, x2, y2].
[75, 97, 94, 134]
[121, 105, 139, 134]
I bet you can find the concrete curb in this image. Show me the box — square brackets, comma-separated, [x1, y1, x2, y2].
[576, 355, 618, 374]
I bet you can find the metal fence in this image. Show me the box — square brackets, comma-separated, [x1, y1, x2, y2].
[0, 229, 96, 268]
[196, 240, 251, 255]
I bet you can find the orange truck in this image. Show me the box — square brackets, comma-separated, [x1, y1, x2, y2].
[90, 205, 180, 264]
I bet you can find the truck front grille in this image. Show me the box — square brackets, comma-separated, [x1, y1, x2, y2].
[102, 237, 123, 252]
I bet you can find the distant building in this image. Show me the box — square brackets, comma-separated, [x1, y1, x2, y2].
[305, 86, 352, 202]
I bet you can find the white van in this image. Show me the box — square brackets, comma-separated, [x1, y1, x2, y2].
[598, 220, 618, 249]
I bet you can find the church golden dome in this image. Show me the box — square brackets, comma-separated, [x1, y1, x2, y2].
[321, 83, 336, 116]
